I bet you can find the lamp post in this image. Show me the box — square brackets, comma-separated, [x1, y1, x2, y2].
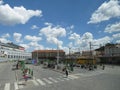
[57, 43, 59, 66]
[56, 37, 59, 69]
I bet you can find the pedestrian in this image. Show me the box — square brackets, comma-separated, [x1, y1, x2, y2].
[65, 68, 68, 77]
[23, 74, 28, 85]
[23, 68, 28, 85]
[102, 65, 105, 70]
[16, 63, 18, 69]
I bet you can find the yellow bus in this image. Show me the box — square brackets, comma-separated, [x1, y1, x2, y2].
[77, 57, 96, 65]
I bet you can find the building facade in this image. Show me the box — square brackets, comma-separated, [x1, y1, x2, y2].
[95, 43, 120, 64]
[0, 42, 31, 62]
[32, 50, 65, 61]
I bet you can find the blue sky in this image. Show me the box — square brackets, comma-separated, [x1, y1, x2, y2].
[0, 0, 120, 53]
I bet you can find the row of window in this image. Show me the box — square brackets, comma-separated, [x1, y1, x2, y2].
[7, 55, 30, 59]
[33, 53, 65, 57]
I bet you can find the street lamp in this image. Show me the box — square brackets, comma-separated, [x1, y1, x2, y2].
[56, 37, 59, 69]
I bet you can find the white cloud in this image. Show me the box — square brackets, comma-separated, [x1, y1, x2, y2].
[0, 33, 11, 43]
[82, 32, 93, 41]
[68, 31, 112, 52]
[88, 0, 120, 24]
[104, 22, 120, 33]
[112, 33, 120, 38]
[31, 25, 39, 29]
[116, 40, 120, 43]
[13, 32, 22, 43]
[0, 3, 42, 25]
[19, 44, 30, 50]
[24, 35, 42, 42]
[2, 33, 10, 38]
[20, 42, 44, 51]
[69, 33, 80, 46]
[0, 0, 3, 5]
[69, 33, 80, 40]
[93, 36, 111, 46]
[29, 42, 44, 50]
[40, 23, 66, 46]
[0, 38, 10, 43]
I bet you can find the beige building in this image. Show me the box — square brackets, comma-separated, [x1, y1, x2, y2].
[32, 50, 65, 61]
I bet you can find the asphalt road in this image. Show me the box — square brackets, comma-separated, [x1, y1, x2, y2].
[0, 62, 16, 90]
[0, 62, 120, 90]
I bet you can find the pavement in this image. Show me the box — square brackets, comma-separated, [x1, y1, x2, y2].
[15, 65, 120, 90]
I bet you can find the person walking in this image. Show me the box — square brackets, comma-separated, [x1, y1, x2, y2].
[65, 68, 68, 77]
[102, 65, 105, 70]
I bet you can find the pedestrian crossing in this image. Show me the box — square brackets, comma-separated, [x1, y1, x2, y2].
[0, 71, 103, 90]
[0, 75, 79, 90]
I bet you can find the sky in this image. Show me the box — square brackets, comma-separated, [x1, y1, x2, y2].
[0, 0, 120, 53]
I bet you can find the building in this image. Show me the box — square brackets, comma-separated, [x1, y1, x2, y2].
[95, 43, 120, 64]
[32, 50, 65, 62]
[0, 42, 31, 62]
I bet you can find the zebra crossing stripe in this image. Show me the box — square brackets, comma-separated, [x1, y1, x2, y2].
[63, 77, 70, 80]
[56, 78, 64, 81]
[37, 79, 46, 86]
[32, 80, 39, 86]
[18, 81, 25, 89]
[4, 83, 10, 90]
[43, 78, 53, 84]
[69, 75, 79, 79]
[68, 76, 75, 80]
[14, 82, 19, 90]
[48, 77, 58, 83]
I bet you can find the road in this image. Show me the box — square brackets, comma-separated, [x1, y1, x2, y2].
[0, 62, 120, 90]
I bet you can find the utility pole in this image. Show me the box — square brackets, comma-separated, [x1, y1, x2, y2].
[57, 45, 59, 65]
[37, 50, 38, 64]
[89, 42, 93, 65]
[89, 42, 92, 56]
[57, 38, 59, 69]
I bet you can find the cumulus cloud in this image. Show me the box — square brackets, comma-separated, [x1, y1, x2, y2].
[0, 3, 42, 25]
[68, 31, 112, 51]
[88, 0, 120, 24]
[29, 42, 44, 50]
[2, 33, 10, 38]
[69, 33, 81, 46]
[104, 22, 120, 33]
[13, 32, 22, 43]
[19, 43, 30, 50]
[112, 33, 120, 38]
[69, 33, 80, 40]
[31, 25, 39, 29]
[20, 42, 44, 51]
[24, 35, 42, 42]
[40, 23, 66, 46]
[0, 38, 10, 43]
[0, 0, 3, 5]
[0, 33, 11, 43]
[82, 32, 93, 41]
[93, 36, 111, 46]
[116, 40, 120, 43]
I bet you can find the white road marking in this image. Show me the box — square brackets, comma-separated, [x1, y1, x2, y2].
[18, 81, 25, 89]
[32, 80, 39, 86]
[56, 78, 64, 81]
[4, 83, 10, 90]
[68, 76, 76, 80]
[48, 77, 58, 83]
[37, 79, 46, 86]
[63, 77, 70, 80]
[14, 82, 19, 90]
[43, 78, 53, 84]
[69, 75, 79, 79]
